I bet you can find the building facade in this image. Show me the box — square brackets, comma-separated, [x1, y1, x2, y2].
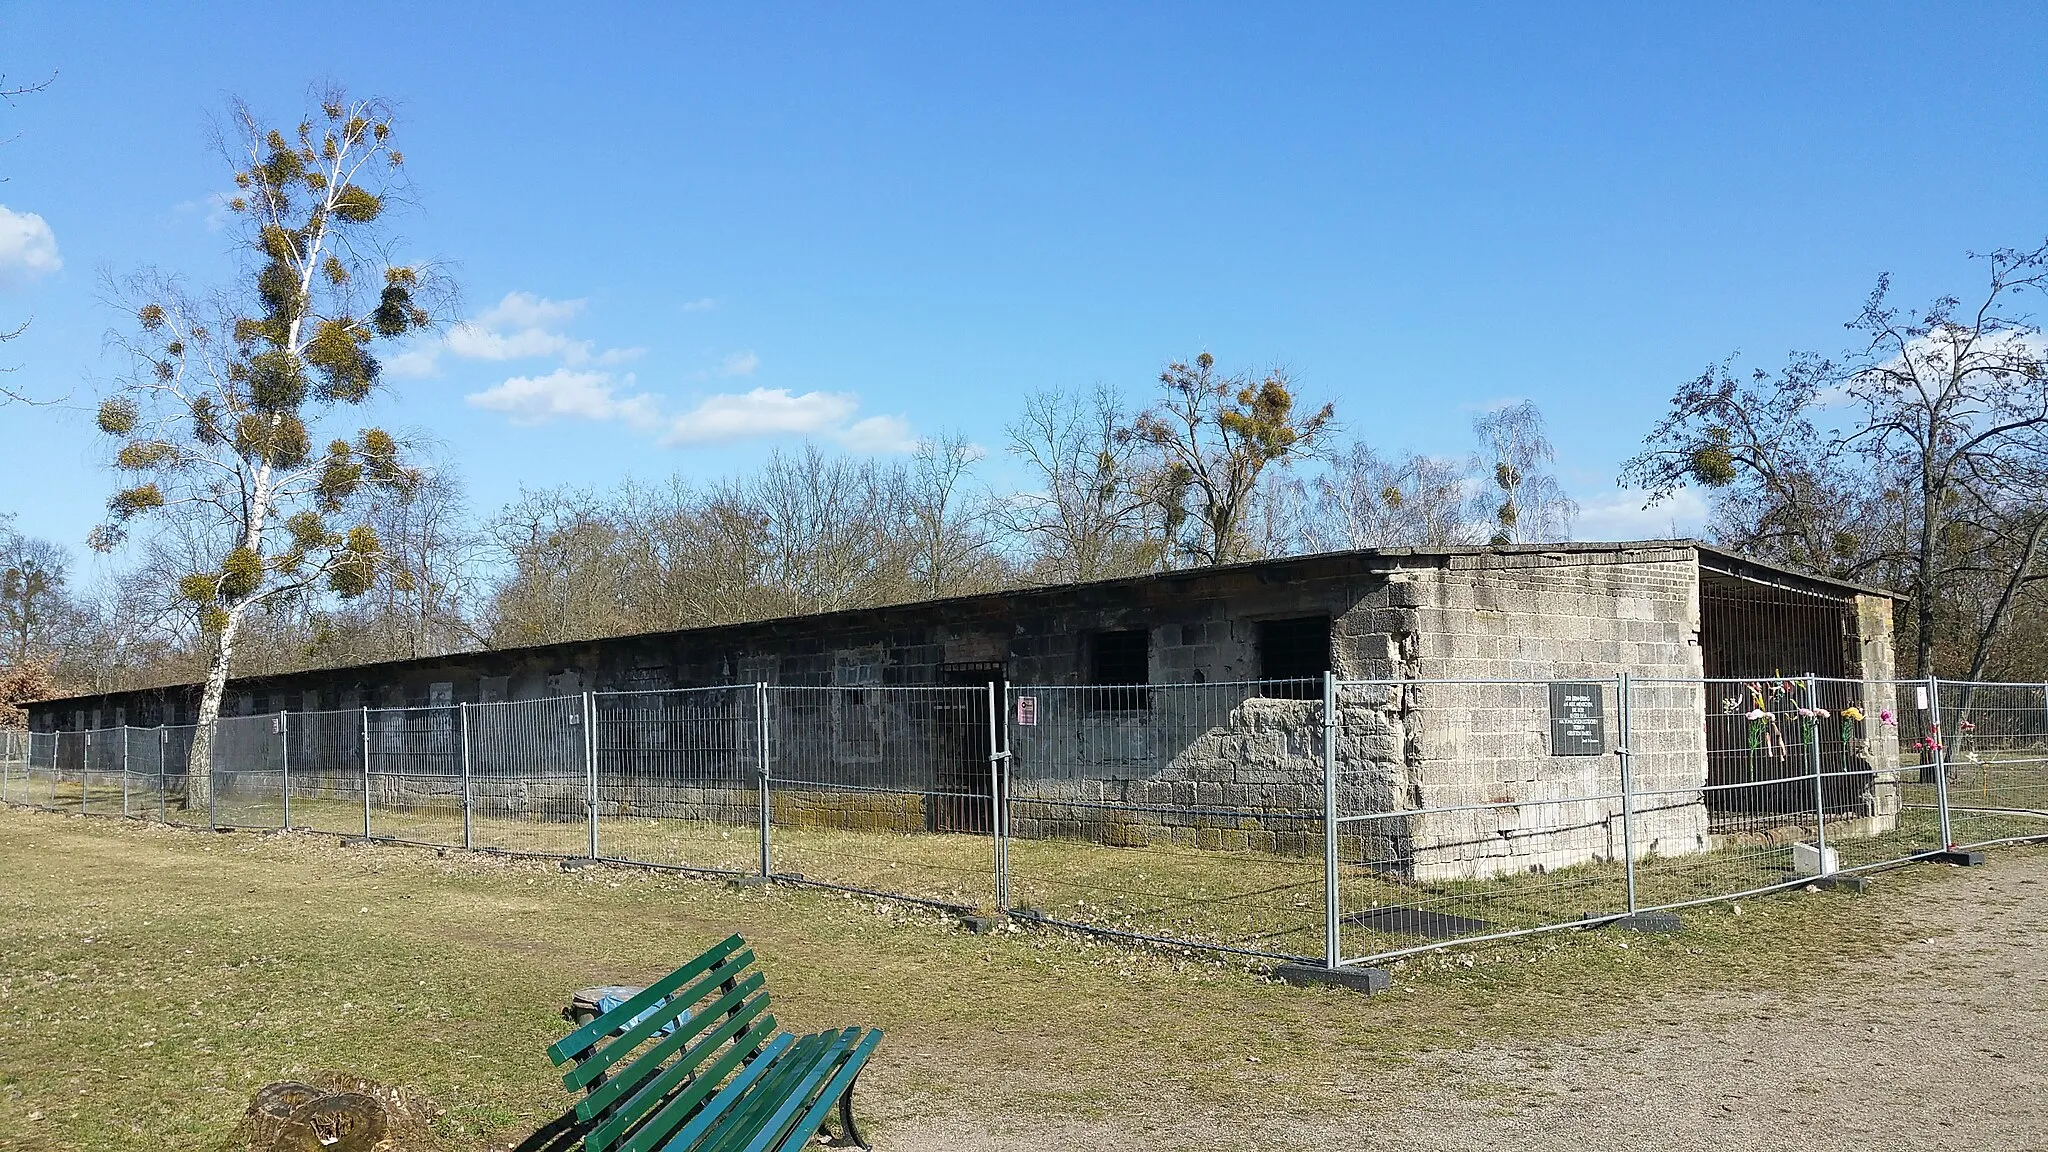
[27, 541, 1901, 881]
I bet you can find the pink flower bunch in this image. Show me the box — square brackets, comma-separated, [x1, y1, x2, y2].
[1879, 708, 1897, 729]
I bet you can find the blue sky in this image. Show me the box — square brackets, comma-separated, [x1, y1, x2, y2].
[0, 2, 2043, 578]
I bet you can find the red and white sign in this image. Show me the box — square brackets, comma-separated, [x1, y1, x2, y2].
[1015, 695, 1038, 726]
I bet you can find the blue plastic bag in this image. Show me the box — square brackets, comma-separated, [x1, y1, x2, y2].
[598, 992, 685, 1037]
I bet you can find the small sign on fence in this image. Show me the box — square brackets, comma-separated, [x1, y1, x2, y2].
[1015, 695, 1038, 726]
[1548, 681, 1605, 756]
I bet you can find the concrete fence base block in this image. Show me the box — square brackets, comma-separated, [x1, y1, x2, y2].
[1811, 874, 1871, 893]
[1273, 963, 1392, 995]
[958, 914, 999, 935]
[1580, 911, 1682, 933]
[1928, 848, 1987, 866]
[725, 875, 770, 890]
[558, 857, 598, 872]
[340, 836, 373, 849]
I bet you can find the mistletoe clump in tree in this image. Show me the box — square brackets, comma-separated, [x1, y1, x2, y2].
[91, 90, 439, 806]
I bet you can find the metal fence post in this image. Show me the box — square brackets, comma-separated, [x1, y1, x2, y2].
[81, 730, 90, 816]
[1806, 673, 1827, 863]
[121, 725, 131, 818]
[279, 711, 291, 831]
[459, 702, 473, 851]
[1616, 671, 1639, 913]
[360, 706, 372, 840]
[158, 728, 167, 824]
[1927, 674, 1953, 847]
[1322, 671, 1341, 968]
[756, 683, 771, 879]
[987, 681, 1008, 911]
[583, 690, 599, 860]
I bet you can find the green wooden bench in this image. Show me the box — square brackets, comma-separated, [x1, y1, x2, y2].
[545, 935, 883, 1152]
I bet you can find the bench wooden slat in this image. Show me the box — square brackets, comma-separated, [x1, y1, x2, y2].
[629, 1030, 815, 1152]
[592, 1008, 778, 1152]
[548, 934, 746, 1065]
[575, 978, 769, 1123]
[695, 1030, 849, 1152]
[566, 966, 766, 1096]
[721, 1029, 867, 1152]
[763, 1029, 883, 1152]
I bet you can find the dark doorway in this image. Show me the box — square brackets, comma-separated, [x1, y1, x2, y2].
[934, 662, 1005, 834]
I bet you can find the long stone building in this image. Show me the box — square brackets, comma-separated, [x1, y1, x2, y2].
[26, 541, 1901, 880]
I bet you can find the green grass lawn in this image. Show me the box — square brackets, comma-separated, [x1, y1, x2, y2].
[15, 768, 2048, 970]
[1, 805, 2041, 1151]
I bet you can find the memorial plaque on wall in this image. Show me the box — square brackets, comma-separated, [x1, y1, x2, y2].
[1548, 681, 1606, 756]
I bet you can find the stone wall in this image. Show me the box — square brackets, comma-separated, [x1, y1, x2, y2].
[1331, 547, 1711, 881]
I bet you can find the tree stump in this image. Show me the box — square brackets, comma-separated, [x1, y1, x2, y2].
[239, 1075, 436, 1152]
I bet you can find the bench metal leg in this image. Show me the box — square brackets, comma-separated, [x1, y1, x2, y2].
[823, 1069, 870, 1150]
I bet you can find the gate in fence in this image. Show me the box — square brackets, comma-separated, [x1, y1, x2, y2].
[5, 675, 2045, 970]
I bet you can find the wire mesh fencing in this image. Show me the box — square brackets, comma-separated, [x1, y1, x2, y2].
[1004, 680, 1327, 961]
[595, 686, 762, 875]
[1331, 678, 1633, 965]
[1935, 680, 2048, 850]
[5, 673, 2047, 969]
[466, 695, 590, 856]
[765, 685, 998, 911]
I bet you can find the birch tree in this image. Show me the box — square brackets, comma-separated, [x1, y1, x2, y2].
[90, 89, 438, 806]
[1470, 401, 1577, 545]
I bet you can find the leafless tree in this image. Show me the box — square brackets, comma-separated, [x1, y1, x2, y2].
[1003, 386, 1161, 582]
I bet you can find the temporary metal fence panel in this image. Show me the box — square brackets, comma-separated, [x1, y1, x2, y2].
[210, 713, 286, 829]
[1936, 680, 2048, 850]
[286, 709, 371, 835]
[594, 686, 761, 875]
[123, 726, 169, 822]
[1331, 678, 1630, 966]
[1826, 677, 1945, 872]
[7, 730, 55, 808]
[52, 729, 83, 809]
[79, 726, 127, 816]
[464, 695, 588, 857]
[1624, 676, 1820, 911]
[765, 685, 997, 910]
[366, 704, 465, 848]
[158, 725, 205, 828]
[0, 729, 19, 805]
[1005, 679, 1325, 961]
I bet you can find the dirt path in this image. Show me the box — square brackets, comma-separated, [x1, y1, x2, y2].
[892, 853, 2048, 1152]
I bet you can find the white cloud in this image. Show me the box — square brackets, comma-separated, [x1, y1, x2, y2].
[466, 369, 661, 428]
[663, 388, 859, 445]
[839, 415, 918, 453]
[716, 350, 760, 378]
[0, 205, 61, 285]
[1571, 488, 1710, 542]
[680, 297, 719, 312]
[383, 344, 444, 379]
[478, 291, 585, 331]
[446, 322, 581, 362]
[400, 289, 638, 380]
